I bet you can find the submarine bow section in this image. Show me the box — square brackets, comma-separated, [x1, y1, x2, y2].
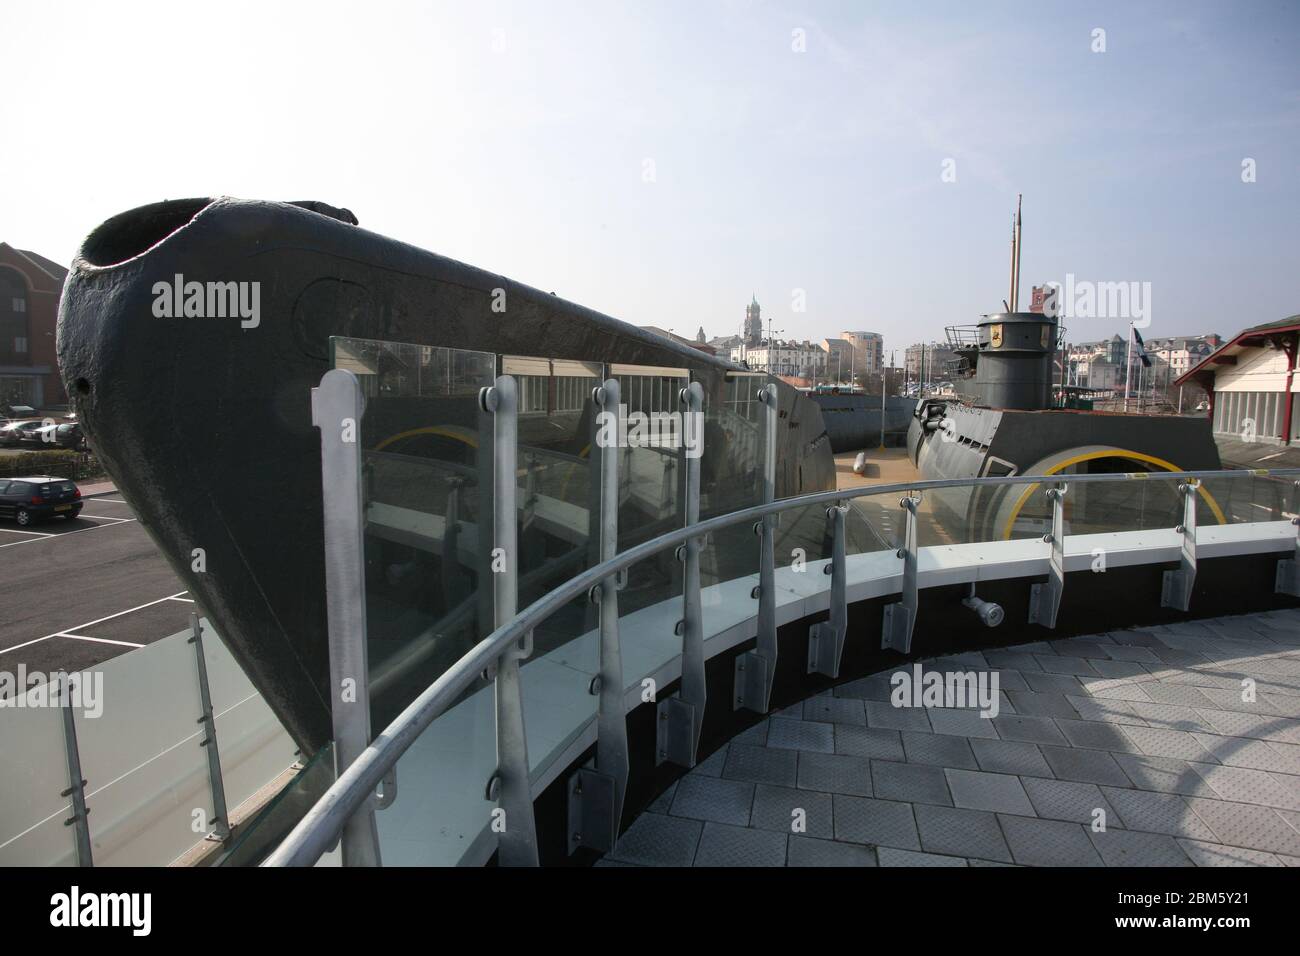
[56, 197, 835, 751]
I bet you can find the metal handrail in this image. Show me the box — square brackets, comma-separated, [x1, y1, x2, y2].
[264, 465, 1300, 866]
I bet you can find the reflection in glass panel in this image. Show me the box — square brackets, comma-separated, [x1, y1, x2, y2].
[508, 357, 605, 661]
[1198, 473, 1290, 524]
[1011, 468, 1202, 540]
[611, 365, 690, 615]
[698, 371, 767, 634]
[330, 336, 496, 730]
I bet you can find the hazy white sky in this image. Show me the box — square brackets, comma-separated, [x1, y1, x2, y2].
[3, 0, 1297, 353]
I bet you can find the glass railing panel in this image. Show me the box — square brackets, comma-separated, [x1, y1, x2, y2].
[511, 356, 602, 784]
[1197, 472, 1292, 525]
[776, 503, 835, 569]
[844, 491, 907, 558]
[525, 589, 600, 776]
[697, 370, 766, 636]
[612, 552, 688, 692]
[215, 744, 334, 867]
[376, 690, 498, 866]
[611, 365, 690, 615]
[199, 617, 301, 817]
[333, 335, 501, 866]
[331, 336, 497, 731]
[1013, 474, 1187, 538]
[0, 691, 77, 866]
[508, 356, 604, 653]
[73, 628, 213, 865]
[929, 468, 1206, 547]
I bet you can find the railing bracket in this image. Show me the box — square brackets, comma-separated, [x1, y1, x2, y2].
[1161, 480, 1197, 612]
[1275, 484, 1300, 597]
[566, 765, 618, 855]
[809, 504, 848, 677]
[1028, 483, 1067, 628]
[655, 696, 696, 768]
[881, 495, 920, 654]
[733, 651, 770, 711]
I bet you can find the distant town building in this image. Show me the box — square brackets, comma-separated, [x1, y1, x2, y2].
[0, 242, 67, 408]
[1065, 333, 1218, 398]
[841, 331, 883, 374]
[744, 295, 763, 347]
[820, 338, 854, 381]
[730, 338, 826, 378]
[905, 342, 958, 382]
[695, 326, 706, 344]
[640, 325, 716, 356]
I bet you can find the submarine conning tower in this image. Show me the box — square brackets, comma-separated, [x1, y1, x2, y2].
[956, 311, 1058, 410]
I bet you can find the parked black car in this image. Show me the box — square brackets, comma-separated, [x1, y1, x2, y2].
[33, 422, 88, 451]
[0, 477, 83, 526]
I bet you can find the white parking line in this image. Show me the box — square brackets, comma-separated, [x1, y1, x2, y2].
[0, 590, 189, 656]
[0, 527, 53, 538]
[167, 596, 194, 603]
[56, 632, 145, 649]
[0, 517, 136, 548]
[89, 498, 129, 504]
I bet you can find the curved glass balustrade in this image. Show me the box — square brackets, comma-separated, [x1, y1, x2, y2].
[267, 361, 1300, 868]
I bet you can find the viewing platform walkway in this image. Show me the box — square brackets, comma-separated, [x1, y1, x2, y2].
[606, 610, 1300, 867]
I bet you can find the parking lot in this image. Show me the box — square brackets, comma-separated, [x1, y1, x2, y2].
[0, 492, 191, 677]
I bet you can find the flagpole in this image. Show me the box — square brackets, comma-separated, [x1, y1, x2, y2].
[1123, 323, 1134, 413]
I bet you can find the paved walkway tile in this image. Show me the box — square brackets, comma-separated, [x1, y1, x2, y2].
[1111, 753, 1216, 796]
[750, 784, 833, 839]
[914, 804, 1013, 862]
[971, 738, 1054, 777]
[992, 714, 1068, 745]
[1040, 744, 1132, 786]
[1184, 798, 1300, 856]
[722, 741, 798, 786]
[803, 696, 867, 726]
[926, 707, 1000, 738]
[834, 724, 906, 760]
[901, 730, 979, 769]
[1121, 725, 1218, 762]
[610, 812, 702, 866]
[1100, 787, 1216, 841]
[797, 752, 874, 797]
[767, 716, 836, 753]
[693, 822, 787, 866]
[694, 744, 729, 777]
[832, 794, 921, 850]
[945, 769, 1035, 815]
[864, 700, 933, 733]
[1089, 828, 1194, 866]
[669, 775, 754, 825]
[1055, 718, 1141, 753]
[787, 835, 878, 866]
[998, 815, 1104, 866]
[872, 759, 953, 806]
[619, 611, 1300, 866]
[1006, 690, 1079, 718]
[1189, 763, 1300, 811]
[1021, 777, 1116, 827]
[1176, 839, 1283, 867]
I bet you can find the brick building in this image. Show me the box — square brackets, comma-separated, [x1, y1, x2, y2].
[0, 243, 68, 409]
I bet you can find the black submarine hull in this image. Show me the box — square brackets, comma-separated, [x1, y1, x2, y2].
[907, 399, 1222, 542]
[56, 197, 834, 752]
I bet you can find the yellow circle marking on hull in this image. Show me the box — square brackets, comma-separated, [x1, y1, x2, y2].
[375, 426, 478, 452]
[1000, 448, 1227, 540]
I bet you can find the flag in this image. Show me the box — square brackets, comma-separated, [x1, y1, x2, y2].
[1132, 326, 1152, 367]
